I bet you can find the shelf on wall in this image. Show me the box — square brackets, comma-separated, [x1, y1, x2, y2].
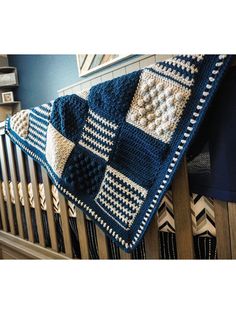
[0, 66, 17, 73]
[0, 65, 21, 122]
[0, 84, 19, 88]
[0, 101, 20, 106]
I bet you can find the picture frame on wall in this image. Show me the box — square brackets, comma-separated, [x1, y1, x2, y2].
[77, 54, 130, 77]
[2, 91, 14, 103]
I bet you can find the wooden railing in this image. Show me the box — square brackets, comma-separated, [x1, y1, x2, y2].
[0, 121, 235, 259]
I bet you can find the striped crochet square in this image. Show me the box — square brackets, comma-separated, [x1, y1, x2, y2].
[27, 102, 53, 153]
[95, 166, 147, 229]
[79, 109, 118, 161]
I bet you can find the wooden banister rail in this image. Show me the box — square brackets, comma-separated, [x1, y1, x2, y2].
[172, 157, 195, 259]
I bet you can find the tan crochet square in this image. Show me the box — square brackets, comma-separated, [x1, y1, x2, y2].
[126, 70, 191, 143]
[45, 123, 75, 178]
[10, 110, 29, 139]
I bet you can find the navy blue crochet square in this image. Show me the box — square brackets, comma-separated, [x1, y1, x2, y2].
[88, 70, 141, 120]
[50, 94, 88, 142]
[63, 147, 105, 196]
[111, 123, 169, 188]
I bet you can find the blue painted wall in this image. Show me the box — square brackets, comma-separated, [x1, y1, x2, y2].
[8, 55, 79, 109]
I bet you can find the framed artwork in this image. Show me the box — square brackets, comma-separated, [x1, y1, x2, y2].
[2, 91, 14, 103]
[77, 54, 130, 77]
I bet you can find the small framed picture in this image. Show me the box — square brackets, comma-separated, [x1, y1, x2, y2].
[2, 91, 14, 103]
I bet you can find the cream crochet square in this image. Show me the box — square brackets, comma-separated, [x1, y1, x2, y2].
[10, 110, 29, 139]
[126, 70, 191, 143]
[45, 123, 75, 177]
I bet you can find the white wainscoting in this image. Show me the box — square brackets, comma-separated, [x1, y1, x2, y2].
[58, 54, 172, 97]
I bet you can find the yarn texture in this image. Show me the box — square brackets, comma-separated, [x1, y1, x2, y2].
[5, 55, 232, 252]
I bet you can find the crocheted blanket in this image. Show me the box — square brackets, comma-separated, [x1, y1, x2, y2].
[5, 55, 232, 252]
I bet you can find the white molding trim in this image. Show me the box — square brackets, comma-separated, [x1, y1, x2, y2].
[57, 55, 153, 94]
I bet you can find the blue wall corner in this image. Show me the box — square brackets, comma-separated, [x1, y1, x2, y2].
[8, 54, 79, 109]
